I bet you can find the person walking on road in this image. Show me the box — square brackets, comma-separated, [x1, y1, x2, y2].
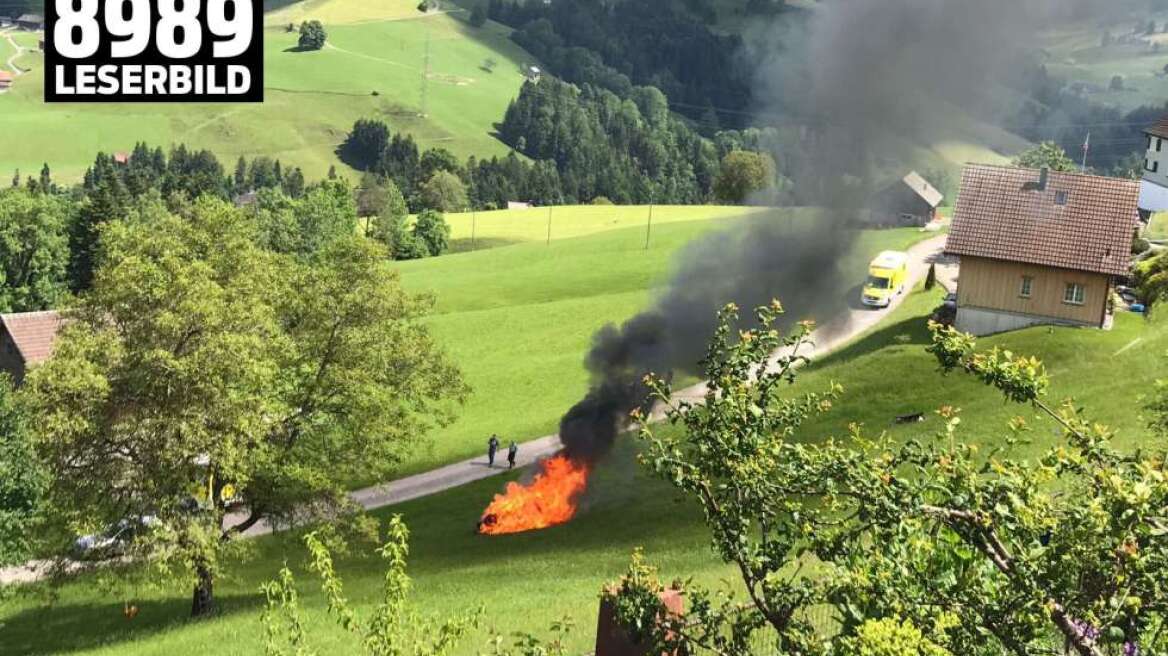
[507, 441, 518, 469]
[487, 434, 500, 467]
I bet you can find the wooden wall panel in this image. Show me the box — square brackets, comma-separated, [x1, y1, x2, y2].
[957, 256, 1108, 325]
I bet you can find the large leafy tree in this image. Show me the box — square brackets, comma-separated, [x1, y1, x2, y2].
[0, 375, 44, 569]
[614, 304, 1168, 656]
[24, 199, 465, 616]
[246, 181, 358, 256]
[418, 171, 469, 213]
[0, 189, 73, 313]
[712, 150, 776, 204]
[1012, 141, 1079, 172]
[298, 20, 327, 50]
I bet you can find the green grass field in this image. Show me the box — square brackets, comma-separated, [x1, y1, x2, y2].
[389, 206, 933, 476]
[440, 204, 773, 251]
[0, 1, 530, 182]
[4, 279, 1165, 656]
[1144, 211, 1168, 240]
[1039, 13, 1168, 112]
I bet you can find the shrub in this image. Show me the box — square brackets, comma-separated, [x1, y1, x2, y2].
[1134, 237, 1152, 255]
[591, 196, 613, 205]
[297, 20, 326, 50]
[837, 618, 952, 656]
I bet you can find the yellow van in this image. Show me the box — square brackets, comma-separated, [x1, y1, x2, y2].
[861, 251, 909, 308]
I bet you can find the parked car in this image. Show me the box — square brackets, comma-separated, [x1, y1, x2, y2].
[931, 291, 958, 327]
[72, 515, 159, 560]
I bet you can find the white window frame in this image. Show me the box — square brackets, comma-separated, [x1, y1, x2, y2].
[1063, 282, 1086, 306]
[1019, 276, 1033, 298]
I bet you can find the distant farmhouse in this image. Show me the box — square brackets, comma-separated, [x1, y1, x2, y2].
[945, 165, 1139, 336]
[867, 170, 943, 227]
[0, 311, 63, 385]
[0, 71, 12, 91]
[1139, 113, 1168, 218]
[15, 13, 43, 30]
[234, 191, 259, 207]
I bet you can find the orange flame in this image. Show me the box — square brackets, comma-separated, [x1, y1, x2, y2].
[478, 454, 591, 535]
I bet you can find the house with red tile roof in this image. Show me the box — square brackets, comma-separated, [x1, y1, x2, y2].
[0, 311, 64, 384]
[945, 165, 1140, 336]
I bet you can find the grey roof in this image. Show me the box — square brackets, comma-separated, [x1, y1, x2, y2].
[16, 14, 43, 23]
[901, 171, 944, 208]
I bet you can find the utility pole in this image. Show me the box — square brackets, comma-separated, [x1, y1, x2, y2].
[1081, 130, 1091, 171]
[644, 204, 654, 250]
[420, 27, 431, 118]
[546, 206, 553, 245]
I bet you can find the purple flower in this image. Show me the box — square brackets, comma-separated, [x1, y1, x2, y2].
[1071, 619, 1100, 641]
[1124, 641, 1140, 656]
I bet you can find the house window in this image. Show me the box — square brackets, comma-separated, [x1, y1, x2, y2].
[1148, 159, 1161, 173]
[1159, 138, 1164, 152]
[1063, 282, 1086, 306]
[1054, 191, 1068, 205]
[1019, 276, 1033, 298]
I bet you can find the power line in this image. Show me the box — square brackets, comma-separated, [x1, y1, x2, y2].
[666, 96, 1168, 132]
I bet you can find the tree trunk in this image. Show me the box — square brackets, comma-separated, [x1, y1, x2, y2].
[191, 562, 215, 618]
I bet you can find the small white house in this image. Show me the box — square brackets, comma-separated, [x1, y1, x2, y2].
[1140, 114, 1168, 214]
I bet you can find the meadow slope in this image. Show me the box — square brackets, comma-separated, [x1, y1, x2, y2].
[390, 205, 934, 475]
[3, 283, 1165, 655]
[0, 1, 530, 181]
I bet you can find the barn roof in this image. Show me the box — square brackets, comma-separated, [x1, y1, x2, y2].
[945, 164, 1139, 277]
[15, 13, 43, 23]
[901, 171, 944, 208]
[0, 311, 64, 366]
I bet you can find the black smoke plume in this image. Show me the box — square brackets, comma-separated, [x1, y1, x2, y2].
[559, 0, 1135, 466]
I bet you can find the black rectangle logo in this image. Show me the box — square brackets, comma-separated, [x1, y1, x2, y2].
[45, 0, 263, 102]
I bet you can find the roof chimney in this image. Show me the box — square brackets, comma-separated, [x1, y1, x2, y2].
[1022, 167, 1050, 192]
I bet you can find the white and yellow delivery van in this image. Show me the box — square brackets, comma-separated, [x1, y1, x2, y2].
[861, 251, 909, 308]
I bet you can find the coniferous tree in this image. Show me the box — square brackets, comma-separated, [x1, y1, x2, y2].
[234, 156, 249, 195]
